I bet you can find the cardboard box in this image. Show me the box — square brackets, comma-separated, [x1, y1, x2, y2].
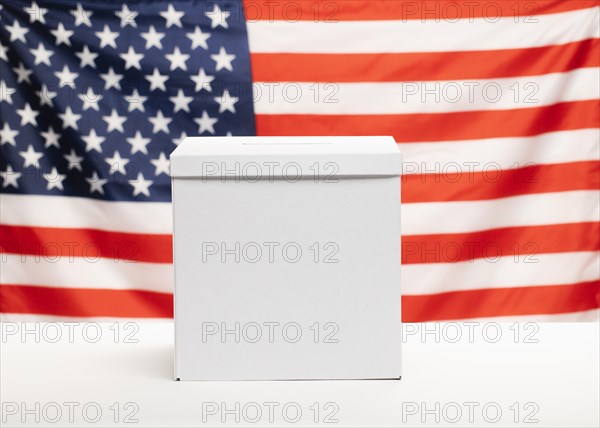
[171, 136, 402, 380]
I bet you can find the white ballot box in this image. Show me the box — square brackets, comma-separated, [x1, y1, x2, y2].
[170, 136, 402, 381]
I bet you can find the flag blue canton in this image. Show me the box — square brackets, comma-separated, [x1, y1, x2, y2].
[0, 0, 256, 202]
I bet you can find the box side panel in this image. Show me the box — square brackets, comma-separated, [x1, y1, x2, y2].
[174, 177, 401, 380]
[172, 179, 180, 380]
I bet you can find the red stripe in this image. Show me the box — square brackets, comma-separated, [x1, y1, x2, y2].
[402, 280, 600, 321]
[0, 225, 173, 263]
[402, 161, 600, 203]
[403, 222, 600, 264]
[2, 221, 595, 266]
[0, 285, 173, 318]
[252, 39, 600, 82]
[3, 282, 598, 321]
[255, 100, 600, 142]
[243, 0, 599, 21]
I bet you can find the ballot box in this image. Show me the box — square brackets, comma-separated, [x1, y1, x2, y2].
[171, 136, 402, 380]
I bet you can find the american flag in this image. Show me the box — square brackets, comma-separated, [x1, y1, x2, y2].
[1, 0, 598, 321]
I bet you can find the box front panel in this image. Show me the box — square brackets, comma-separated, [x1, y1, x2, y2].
[173, 177, 401, 380]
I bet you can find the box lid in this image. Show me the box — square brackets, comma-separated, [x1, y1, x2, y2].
[170, 136, 401, 178]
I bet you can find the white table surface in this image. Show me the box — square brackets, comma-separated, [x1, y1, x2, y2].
[1, 321, 598, 427]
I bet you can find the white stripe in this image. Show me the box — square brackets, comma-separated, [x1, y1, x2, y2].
[1, 254, 173, 293]
[447, 309, 599, 322]
[399, 129, 600, 173]
[0, 194, 172, 234]
[247, 7, 600, 53]
[2, 192, 597, 236]
[403, 190, 600, 235]
[2, 249, 595, 303]
[253, 68, 599, 114]
[402, 251, 599, 295]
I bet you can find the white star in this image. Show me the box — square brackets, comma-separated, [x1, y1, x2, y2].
[100, 67, 123, 90]
[150, 152, 170, 176]
[173, 131, 187, 146]
[71, 3, 93, 27]
[169, 89, 193, 113]
[127, 131, 151, 154]
[40, 127, 60, 148]
[86, 171, 108, 194]
[6, 19, 28, 43]
[82, 129, 105, 152]
[0, 165, 21, 188]
[145, 68, 168, 91]
[120, 46, 143, 70]
[76, 45, 98, 68]
[103, 109, 127, 133]
[64, 149, 83, 171]
[125, 89, 147, 112]
[191, 68, 214, 93]
[187, 26, 210, 50]
[50, 23, 74, 46]
[0, 122, 18, 146]
[36, 84, 57, 107]
[29, 42, 53, 65]
[19, 145, 43, 167]
[13, 63, 32, 84]
[43, 167, 66, 191]
[141, 26, 165, 49]
[95, 25, 119, 49]
[105, 151, 129, 175]
[165, 47, 189, 71]
[211, 46, 235, 72]
[205, 4, 230, 29]
[0, 43, 8, 61]
[24, 2, 47, 24]
[17, 103, 38, 126]
[160, 4, 184, 28]
[214, 89, 238, 113]
[194, 110, 217, 134]
[149, 110, 172, 134]
[0, 42, 8, 62]
[54, 65, 78, 88]
[0, 80, 16, 104]
[129, 172, 153, 197]
[78, 87, 102, 111]
[59, 106, 81, 130]
[116, 4, 138, 28]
